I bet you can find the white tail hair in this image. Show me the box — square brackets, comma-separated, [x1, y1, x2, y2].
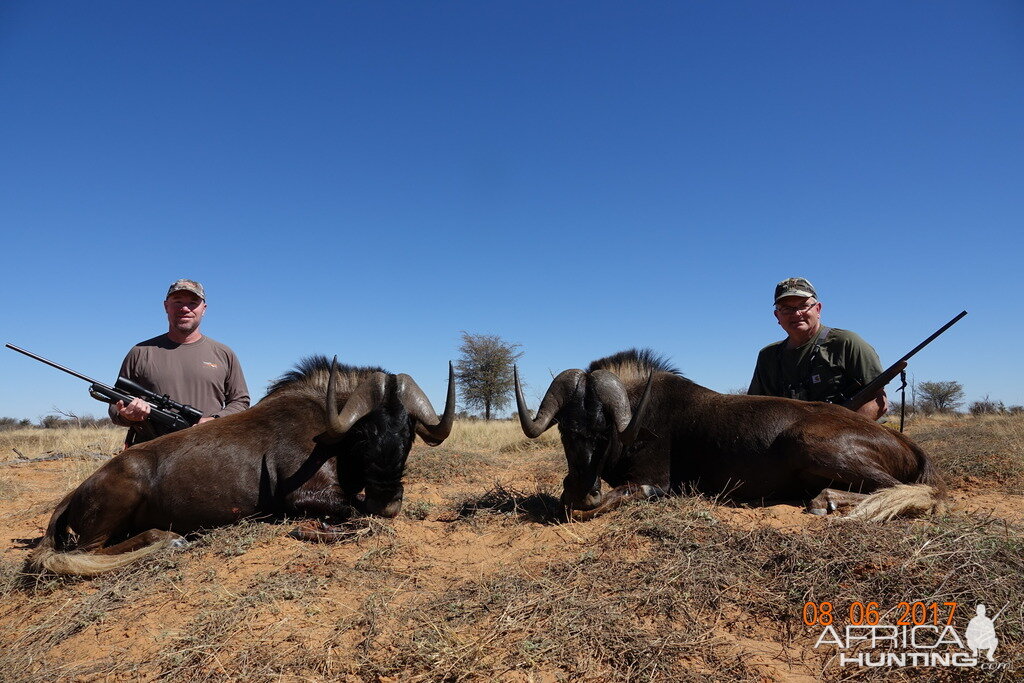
[844, 484, 946, 522]
[27, 537, 179, 577]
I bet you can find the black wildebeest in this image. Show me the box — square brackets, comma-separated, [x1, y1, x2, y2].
[28, 356, 455, 576]
[515, 349, 945, 521]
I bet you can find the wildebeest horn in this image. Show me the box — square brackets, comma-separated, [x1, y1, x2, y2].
[322, 356, 387, 440]
[589, 370, 633, 434]
[399, 361, 456, 446]
[618, 372, 655, 446]
[515, 366, 583, 438]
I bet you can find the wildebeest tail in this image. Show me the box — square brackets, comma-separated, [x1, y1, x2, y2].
[26, 541, 178, 577]
[843, 484, 944, 522]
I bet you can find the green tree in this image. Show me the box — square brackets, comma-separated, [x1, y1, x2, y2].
[455, 332, 524, 420]
[917, 381, 965, 414]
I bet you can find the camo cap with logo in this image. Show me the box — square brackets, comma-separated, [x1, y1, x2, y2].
[166, 278, 206, 301]
[773, 277, 816, 303]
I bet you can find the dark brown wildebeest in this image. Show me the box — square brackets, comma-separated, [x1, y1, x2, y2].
[28, 356, 455, 576]
[515, 349, 945, 521]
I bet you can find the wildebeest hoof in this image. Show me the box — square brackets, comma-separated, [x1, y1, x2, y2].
[807, 507, 827, 516]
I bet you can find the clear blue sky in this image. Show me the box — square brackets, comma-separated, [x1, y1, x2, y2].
[2, 1, 1021, 421]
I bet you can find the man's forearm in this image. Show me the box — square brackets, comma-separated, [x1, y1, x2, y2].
[854, 390, 888, 420]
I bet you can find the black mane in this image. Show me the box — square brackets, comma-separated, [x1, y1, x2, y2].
[587, 348, 681, 376]
[265, 355, 389, 396]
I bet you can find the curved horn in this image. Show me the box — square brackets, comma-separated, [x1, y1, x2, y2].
[399, 361, 456, 447]
[323, 357, 388, 439]
[618, 372, 655, 446]
[515, 366, 583, 438]
[589, 370, 633, 434]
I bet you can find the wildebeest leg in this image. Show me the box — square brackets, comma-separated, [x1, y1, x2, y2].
[93, 529, 187, 554]
[288, 487, 361, 518]
[570, 484, 665, 521]
[794, 447, 904, 516]
[284, 464, 361, 519]
[288, 519, 370, 543]
[284, 467, 364, 543]
[807, 489, 871, 516]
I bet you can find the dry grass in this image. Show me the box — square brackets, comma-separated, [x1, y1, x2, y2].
[443, 418, 561, 454]
[906, 413, 1024, 492]
[0, 426, 124, 460]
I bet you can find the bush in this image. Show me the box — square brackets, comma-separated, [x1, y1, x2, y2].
[0, 417, 33, 431]
[969, 396, 1006, 416]
[37, 414, 113, 429]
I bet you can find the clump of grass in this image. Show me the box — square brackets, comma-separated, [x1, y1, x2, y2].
[195, 517, 283, 557]
[402, 499, 434, 520]
[0, 472, 25, 502]
[450, 482, 563, 524]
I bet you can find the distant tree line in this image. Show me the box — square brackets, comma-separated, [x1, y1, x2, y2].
[902, 380, 1022, 416]
[0, 414, 113, 430]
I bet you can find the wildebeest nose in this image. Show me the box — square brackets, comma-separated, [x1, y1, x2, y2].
[367, 497, 403, 518]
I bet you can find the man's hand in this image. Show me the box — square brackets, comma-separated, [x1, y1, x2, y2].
[854, 389, 889, 421]
[115, 397, 151, 422]
[198, 416, 216, 424]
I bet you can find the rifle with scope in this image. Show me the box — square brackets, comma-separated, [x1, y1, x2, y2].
[6, 343, 204, 435]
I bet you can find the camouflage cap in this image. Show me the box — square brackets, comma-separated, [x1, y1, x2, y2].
[166, 278, 206, 300]
[774, 277, 816, 302]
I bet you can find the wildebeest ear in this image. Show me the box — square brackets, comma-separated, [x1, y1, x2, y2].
[632, 426, 658, 447]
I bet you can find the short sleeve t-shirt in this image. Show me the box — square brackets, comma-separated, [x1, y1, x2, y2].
[109, 334, 250, 420]
[748, 327, 884, 403]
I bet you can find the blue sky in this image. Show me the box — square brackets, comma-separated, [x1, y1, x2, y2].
[2, 1, 1021, 421]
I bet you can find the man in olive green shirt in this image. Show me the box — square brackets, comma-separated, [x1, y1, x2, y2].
[110, 279, 250, 445]
[748, 277, 888, 420]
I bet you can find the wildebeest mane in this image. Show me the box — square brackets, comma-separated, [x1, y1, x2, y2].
[265, 355, 389, 397]
[587, 348, 682, 384]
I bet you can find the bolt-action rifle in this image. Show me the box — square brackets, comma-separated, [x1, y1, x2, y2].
[6, 343, 204, 434]
[843, 311, 968, 411]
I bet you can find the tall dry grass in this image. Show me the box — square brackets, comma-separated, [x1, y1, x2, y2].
[0, 427, 123, 502]
[906, 413, 1024, 491]
[0, 426, 124, 460]
[442, 418, 561, 454]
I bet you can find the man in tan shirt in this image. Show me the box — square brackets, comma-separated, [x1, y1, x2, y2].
[111, 279, 250, 445]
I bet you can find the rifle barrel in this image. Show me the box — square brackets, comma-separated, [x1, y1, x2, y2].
[895, 310, 967, 364]
[5, 344, 104, 385]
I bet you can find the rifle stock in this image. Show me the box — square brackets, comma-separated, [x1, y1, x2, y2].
[841, 310, 967, 412]
[843, 360, 907, 411]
